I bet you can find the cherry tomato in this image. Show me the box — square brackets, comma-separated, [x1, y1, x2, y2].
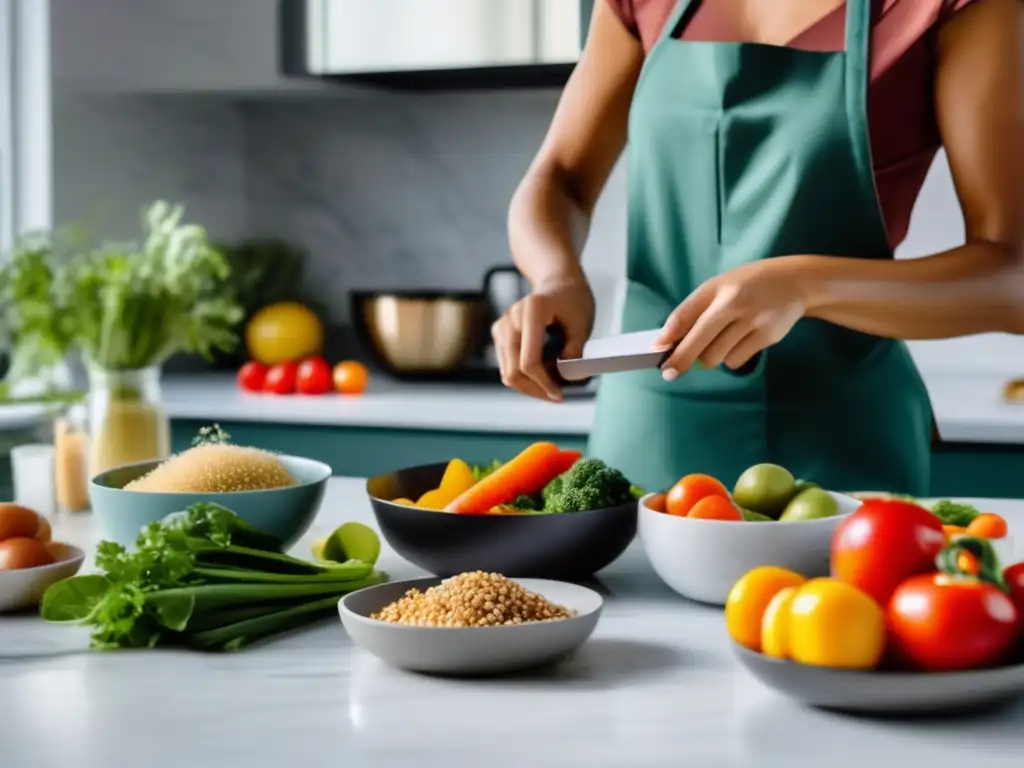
[725, 565, 805, 651]
[887, 573, 1019, 672]
[830, 499, 946, 607]
[333, 360, 369, 395]
[665, 474, 730, 517]
[264, 361, 298, 394]
[236, 361, 268, 392]
[687, 495, 742, 521]
[1004, 562, 1024, 615]
[965, 513, 1009, 540]
[645, 492, 668, 514]
[296, 357, 332, 395]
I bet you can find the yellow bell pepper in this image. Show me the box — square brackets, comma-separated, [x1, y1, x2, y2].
[415, 458, 477, 510]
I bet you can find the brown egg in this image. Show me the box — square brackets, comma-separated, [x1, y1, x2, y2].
[0, 537, 56, 570]
[0, 502, 41, 541]
[34, 516, 52, 543]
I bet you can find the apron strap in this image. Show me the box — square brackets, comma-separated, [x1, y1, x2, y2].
[659, 0, 700, 45]
[844, 0, 889, 254]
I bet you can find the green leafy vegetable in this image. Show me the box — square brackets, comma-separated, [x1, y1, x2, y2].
[541, 458, 635, 513]
[41, 503, 386, 651]
[0, 202, 243, 392]
[471, 459, 503, 482]
[930, 499, 980, 527]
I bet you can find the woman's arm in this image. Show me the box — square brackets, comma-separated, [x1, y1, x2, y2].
[797, 0, 1024, 338]
[497, 2, 643, 399]
[508, 0, 642, 289]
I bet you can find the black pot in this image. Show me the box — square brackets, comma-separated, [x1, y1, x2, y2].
[366, 462, 638, 579]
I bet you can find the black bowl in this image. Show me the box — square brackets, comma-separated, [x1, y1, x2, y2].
[366, 462, 638, 579]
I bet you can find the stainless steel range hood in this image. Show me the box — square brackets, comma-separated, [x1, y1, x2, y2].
[281, 0, 587, 87]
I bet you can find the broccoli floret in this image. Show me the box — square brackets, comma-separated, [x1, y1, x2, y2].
[542, 458, 635, 513]
[509, 494, 540, 511]
[930, 499, 980, 527]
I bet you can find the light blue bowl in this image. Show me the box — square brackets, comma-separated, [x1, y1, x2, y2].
[89, 455, 332, 549]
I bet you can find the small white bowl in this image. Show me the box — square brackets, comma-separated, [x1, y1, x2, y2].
[0, 543, 86, 613]
[639, 492, 860, 606]
[339, 577, 603, 675]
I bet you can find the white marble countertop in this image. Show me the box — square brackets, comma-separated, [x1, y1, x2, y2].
[2, 478, 1024, 768]
[161, 368, 1024, 444]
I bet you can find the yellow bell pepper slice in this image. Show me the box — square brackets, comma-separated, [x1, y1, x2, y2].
[415, 458, 477, 509]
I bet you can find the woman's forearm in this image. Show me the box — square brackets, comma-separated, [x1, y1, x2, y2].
[508, 164, 591, 288]
[794, 241, 1024, 339]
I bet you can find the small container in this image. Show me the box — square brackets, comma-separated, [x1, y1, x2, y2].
[10, 443, 56, 519]
[54, 404, 91, 513]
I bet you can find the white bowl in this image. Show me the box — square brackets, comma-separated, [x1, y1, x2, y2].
[0, 543, 86, 613]
[639, 491, 861, 606]
[339, 577, 603, 675]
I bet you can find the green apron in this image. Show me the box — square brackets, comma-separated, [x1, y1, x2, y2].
[588, 0, 932, 495]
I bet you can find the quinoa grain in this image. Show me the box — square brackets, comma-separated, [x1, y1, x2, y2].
[371, 572, 575, 627]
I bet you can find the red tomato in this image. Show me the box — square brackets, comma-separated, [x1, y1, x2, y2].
[887, 573, 1019, 672]
[1005, 562, 1024, 615]
[333, 360, 369, 396]
[264, 362, 298, 394]
[296, 357, 332, 395]
[236, 361, 268, 392]
[665, 474, 730, 517]
[830, 499, 946, 607]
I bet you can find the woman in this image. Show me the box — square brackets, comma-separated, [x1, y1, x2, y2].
[493, 0, 1023, 496]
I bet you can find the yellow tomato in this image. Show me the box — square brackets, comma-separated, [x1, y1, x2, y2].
[245, 302, 324, 365]
[725, 566, 806, 651]
[760, 585, 798, 659]
[787, 578, 886, 670]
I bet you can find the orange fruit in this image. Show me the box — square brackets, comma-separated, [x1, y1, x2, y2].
[725, 566, 806, 652]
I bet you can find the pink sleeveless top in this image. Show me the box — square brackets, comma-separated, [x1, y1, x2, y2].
[606, 0, 979, 249]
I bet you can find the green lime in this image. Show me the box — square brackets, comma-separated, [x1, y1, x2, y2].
[310, 536, 328, 562]
[732, 463, 797, 519]
[778, 488, 839, 522]
[321, 522, 381, 565]
[793, 479, 819, 494]
[739, 508, 773, 522]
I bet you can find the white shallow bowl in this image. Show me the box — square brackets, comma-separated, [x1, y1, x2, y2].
[0, 543, 86, 613]
[639, 491, 861, 606]
[339, 577, 603, 676]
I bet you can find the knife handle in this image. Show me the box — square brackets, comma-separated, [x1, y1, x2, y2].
[541, 324, 590, 387]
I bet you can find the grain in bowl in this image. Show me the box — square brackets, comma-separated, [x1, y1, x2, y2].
[371, 571, 575, 628]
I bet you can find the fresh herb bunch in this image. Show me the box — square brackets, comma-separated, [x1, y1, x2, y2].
[41, 502, 387, 652]
[0, 202, 243, 383]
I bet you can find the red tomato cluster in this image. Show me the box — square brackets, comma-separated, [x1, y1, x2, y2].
[237, 357, 369, 397]
[831, 499, 1023, 672]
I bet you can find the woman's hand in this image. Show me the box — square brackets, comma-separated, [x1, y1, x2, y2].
[654, 259, 809, 380]
[492, 273, 595, 401]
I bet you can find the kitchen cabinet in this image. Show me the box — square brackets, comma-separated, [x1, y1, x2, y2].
[169, 419, 1024, 499]
[50, 0, 328, 94]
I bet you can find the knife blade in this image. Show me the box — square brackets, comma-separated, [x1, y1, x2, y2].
[545, 327, 671, 382]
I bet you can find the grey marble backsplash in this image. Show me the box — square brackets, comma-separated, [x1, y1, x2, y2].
[54, 89, 626, 330]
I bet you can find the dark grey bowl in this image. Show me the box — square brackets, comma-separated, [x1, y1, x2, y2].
[90, 455, 332, 548]
[732, 643, 1024, 716]
[366, 462, 638, 579]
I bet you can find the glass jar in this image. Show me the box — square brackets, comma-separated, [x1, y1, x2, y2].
[54, 403, 91, 512]
[86, 363, 171, 477]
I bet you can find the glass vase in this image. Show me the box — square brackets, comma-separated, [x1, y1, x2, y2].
[86, 363, 171, 477]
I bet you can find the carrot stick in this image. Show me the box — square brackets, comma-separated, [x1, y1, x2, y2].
[445, 442, 564, 515]
[551, 450, 582, 476]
